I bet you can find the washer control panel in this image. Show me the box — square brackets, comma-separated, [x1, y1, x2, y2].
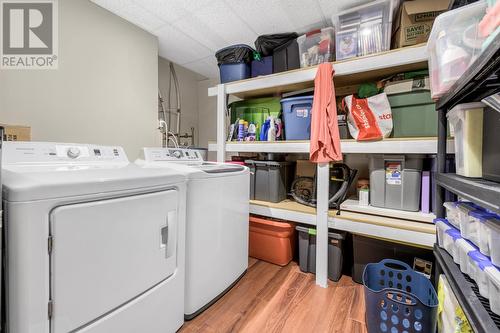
[3, 142, 128, 164]
[142, 148, 204, 162]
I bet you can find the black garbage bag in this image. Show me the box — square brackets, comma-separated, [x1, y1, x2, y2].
[215, 44, 255, 65]
[254, 33, 299, 57]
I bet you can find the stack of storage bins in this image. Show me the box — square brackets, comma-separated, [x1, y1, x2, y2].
[296, 28, 335, 67]
[246, 160, 295, 203]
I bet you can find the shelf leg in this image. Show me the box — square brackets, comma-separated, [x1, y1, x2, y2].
[436, 108, 447, 218]
[216, 84, 226, 163]
[315, 162, 329, 288]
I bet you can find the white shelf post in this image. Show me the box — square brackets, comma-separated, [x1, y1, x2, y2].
[216, 84, 226, 163]
[315, 162, 329, 288]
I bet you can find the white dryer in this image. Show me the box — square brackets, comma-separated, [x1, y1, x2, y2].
[2, 142, 187, 333]
[136, 148, 249, 319]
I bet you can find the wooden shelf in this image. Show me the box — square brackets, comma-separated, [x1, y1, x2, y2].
[250, 199, 435, 248]
[340, 199, 435, 223]
[209, 137, 454, 154]
[208, 44, 428, 99]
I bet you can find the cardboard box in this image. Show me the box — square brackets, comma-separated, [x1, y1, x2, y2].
[0, 124, 31, 141]
[393, 0, 451, 48]
[295, 160, 316, 178]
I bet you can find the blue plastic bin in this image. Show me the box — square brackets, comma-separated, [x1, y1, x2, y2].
[251, 56, 273, 77]
[219, 63, 251, 83]
[281, 95, 314, 140]
[363, 259, 438, 333]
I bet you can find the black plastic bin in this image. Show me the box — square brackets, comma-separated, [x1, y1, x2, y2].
[483, 106, 500, 182]
[296, 226, 346, 282]
[246, 160, 294, 203]
[352, 235, 434, 284]
[273, 39, 300, 73]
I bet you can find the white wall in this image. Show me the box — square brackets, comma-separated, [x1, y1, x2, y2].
[0, 0, 159, 159]
[158, 57, 204, 147]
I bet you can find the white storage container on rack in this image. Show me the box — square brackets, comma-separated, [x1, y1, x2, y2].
[467, 250, 493, 298]
[447, 103, 485, 178]
[435, 218, 453, 249]
[486, 218, 500, 267]
[457, 201, 481, 244]
[332, 0, 396, 61]
[477, 213, 499, 256]
[486, 266, 500, 316]
[427, 1, 488, 99]
[456, 238, 476, 275]
[443, 201, 461, 229]
[297, 27, 335, 67]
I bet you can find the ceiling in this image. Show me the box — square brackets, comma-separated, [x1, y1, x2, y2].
[91, 0, 370, 80]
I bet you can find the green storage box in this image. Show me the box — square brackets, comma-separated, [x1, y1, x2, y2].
[229, 97, 281, 139]
[388, 91, 437, 138]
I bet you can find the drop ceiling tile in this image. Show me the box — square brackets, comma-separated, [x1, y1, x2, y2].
[187, 1, 257, 48]
[116, 3, 167, 32]
[278, 0, 328, 33]
[173, 15, 227, 51]
[223, 0, 295, 35]
[134, 0, 213, 23]
[156, 24, 212, 65]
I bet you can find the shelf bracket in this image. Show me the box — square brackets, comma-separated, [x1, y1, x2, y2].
[216, 83, 226, 163]
[315, 162, 329, 288]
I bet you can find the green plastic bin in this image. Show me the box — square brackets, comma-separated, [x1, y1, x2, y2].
[229, 97, 281, 139]
[388, 91, 437, 138]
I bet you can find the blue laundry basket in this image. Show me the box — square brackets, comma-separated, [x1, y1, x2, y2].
[363, 259, 438, 333]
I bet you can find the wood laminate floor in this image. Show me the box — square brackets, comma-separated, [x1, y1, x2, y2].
[180, 258, 367, 333]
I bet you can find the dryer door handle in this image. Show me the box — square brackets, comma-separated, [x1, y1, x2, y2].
[160, 211, 177, 259]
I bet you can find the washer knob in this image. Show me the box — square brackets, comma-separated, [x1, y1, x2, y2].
[173, 150, 182, 158]
[67, 147, 81, 159]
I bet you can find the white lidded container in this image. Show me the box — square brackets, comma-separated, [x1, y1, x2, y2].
[447, 103, 485, 178]
[467, 250, 492, 298]
[435, 218, 452, 248]
[445, 227, 462, 264]
[486, 217, 500, 267]
[486, 266, 500, 316]
[444, 201, 461, 229]
[477, 213, 499, 256]
[456, 238, 476, 275]
[427, 1, 487, 99]
[457, 201, 481, 244]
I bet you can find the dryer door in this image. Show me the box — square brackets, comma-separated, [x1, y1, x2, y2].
[49, 190, 178, 333]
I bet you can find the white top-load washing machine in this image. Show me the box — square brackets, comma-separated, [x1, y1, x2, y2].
[136, 148, 249, 319]
[2, 142, 187, 333]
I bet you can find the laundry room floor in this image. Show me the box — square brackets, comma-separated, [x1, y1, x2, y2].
[180, 258, 367, 333]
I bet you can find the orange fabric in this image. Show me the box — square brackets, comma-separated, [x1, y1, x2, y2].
[309, 63, 342, 163]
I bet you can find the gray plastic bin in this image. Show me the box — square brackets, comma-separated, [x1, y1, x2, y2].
[245, 160, 256, 200]
[296, 226, 346, 282]
[369, 155, 424, 212]
[249, 160, 294, 203]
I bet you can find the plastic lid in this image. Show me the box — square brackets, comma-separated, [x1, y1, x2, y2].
[470, 210, 498, 223]
[254, 160, 293, 167]
[280, 95, 314, 103]
[445, 228, 462, 241]
[434, 218, 453, 229]
[485, 265, 500, 283]
[468, 250, 493, 270]
[457, 238, 476, 251]
[457, 201, 480, 213]
[295, 226, 346, 240]
[449, 102, 486, 114]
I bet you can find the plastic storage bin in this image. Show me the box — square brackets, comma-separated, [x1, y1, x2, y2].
[476, 212, 498, 256]
[467, 250, 492, 298]
[352, 235, 434, 284]
[216, 44, 254, 83]
[297, 27, 335, 67]
[296, 226, 346, 281]
[280, 95, 314, 140]
[443, 201, 461, 229]
[229, 97, 281, 140]
[251, 56, 273, 77]
[435, 218, 452, 249]
[447, 103, 485, 178]
[482, 105, 500, 183]
[369, 155, 423, 211]
[245, 160, 256, 199]
[219, 63, 251, 83]
[427, 1, 488, 99]
[456, 238, 476, 275]
[249, 160, 295, 203]
[333, 0, 394, 61]
[486, 217, 500, 267]
[273, 39, 300, 73]
[386, 91, 437, 137]
[249, 216, 295, 266]
[486, 266, 500, 316]
[363, 259, 438, 333]
[456, 202, 481, 244]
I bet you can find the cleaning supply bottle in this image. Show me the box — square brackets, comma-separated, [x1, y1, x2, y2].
[237, 119, 245, 141]
[247, 123, 256, 141]
[268, 117, 276, 141]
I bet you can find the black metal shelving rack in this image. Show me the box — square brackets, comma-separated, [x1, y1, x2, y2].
[434, 34, 500, 332]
